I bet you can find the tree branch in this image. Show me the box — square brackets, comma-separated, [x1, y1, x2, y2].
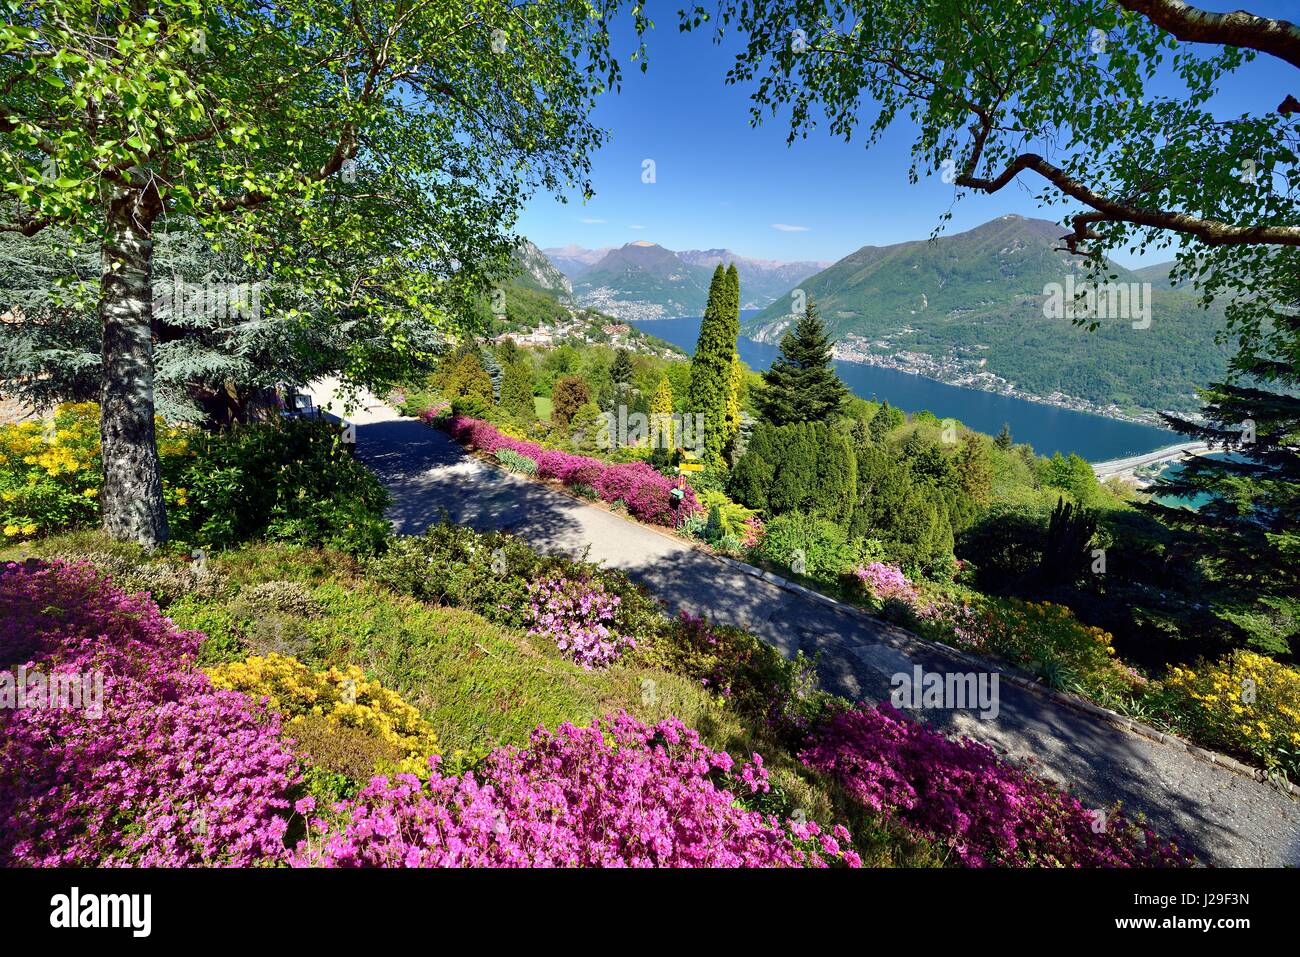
[1118, 0, 1300, 70]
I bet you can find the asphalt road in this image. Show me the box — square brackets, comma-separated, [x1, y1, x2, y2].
[322, 389, 1300, 867]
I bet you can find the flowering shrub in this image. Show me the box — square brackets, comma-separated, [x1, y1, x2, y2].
[524, 576, 634, 669]
[292, 713, 861, 867]
[800, 703, 1192, 867]
[206, 653, 441, 776]
[0, 560, 298, 866]
[854, 562, 919, 602]
[0, 402, 192, 542]
[1150, 651, 1300, 779]
[912, 594, 1138, 701]
[740, 515, 764, 550]
[438, 414, 701, 527]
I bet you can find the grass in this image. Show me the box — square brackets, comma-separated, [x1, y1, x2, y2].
[4, 532, 945, 867]
[533, 395, 552, 422]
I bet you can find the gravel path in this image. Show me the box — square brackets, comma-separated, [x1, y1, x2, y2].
[312, 385, 1300, 866]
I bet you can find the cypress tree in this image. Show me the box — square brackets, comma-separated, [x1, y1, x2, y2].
[756, 296, 849, 426]
[688, 264, 740, 467]
[551, 375, 590, 430]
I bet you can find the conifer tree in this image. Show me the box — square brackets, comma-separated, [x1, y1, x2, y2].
[500, 360, 537, 422]
[649, 375, 675, 458]
[687, 265, 740, 467]
[756, 296, 848, 426]
[1149, 275, 1300, 656]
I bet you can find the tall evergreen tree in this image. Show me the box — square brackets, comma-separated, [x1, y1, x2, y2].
[757, 297, 848, 426]
[500, 360, 537, 422]
[687, 265, 739, 467]
[995, 423, 1014, 451]
[609, 347, 634, 386]
[1148, 274, 1300, 656]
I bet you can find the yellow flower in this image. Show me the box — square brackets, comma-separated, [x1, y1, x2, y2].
[20, 523, 36, 535]
[82, 488, 98, 498]
[2, 525, 18, 537]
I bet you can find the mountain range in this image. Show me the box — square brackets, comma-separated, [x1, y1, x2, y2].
[542, 241, 827, 319]
[740, 215, 1231, 417]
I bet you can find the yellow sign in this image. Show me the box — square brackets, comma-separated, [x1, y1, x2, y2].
[677, 463, 704, 473]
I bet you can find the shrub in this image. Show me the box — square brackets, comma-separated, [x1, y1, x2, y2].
[912, 594, 1139, 701]
[440, 416, 701, 528]
[524, 576, 633, 669]
[495, 448, 538, 475]
[854, 562, 919, 603]
[0, 560, 298, 866]
[551, 375, 590, 429]
[206, 653, 440, 777]
[0, 402, 191, 542]
[759, 511, 858, 581]
[364, 523, 666, 645]
[292, 713, 861, 867]
[169, 418, 391, 555]
[800, 703, 1192, 867]
[1150, 651, 1300, 779]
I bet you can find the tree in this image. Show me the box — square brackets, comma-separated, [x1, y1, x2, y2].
[955, 432, 994, 508]
[683, 0, 1300, 364]
[868, 400, 904, 444]
[756, 296, 848, 426]
[551, 375, 590, 430]
[446, 353, 493, 406]
[687, 264, 740, 466]
[609, 348, 634, 387]
[730, 421, 856, 526]
[1148, 272, 1300, 656]
[649, 375, 675, 461]
[1039, 497, 1099, 589]
[500, 360, 537, 422]
[995, 423, 1014, 451]
[0, 1, 644, 546]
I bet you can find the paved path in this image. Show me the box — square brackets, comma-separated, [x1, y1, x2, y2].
[312, 385, 1299, 867]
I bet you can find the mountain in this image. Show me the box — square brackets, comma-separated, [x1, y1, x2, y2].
[511, 239, 572, 301]
[542, 244, 613, 279]
[556, 241, 825, 321]
[675, 249, 828, 308]
[570, 242, 717, 320]
[745, 215, 1232, 418]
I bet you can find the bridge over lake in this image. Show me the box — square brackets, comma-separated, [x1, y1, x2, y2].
[1091, 441, 1211, 480]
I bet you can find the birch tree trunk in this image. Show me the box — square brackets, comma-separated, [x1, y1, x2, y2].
[98, 189, 168, 548]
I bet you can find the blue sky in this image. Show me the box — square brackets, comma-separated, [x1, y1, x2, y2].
[515, 2, 1296, 267]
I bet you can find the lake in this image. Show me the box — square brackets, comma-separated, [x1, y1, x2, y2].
[631, 313, 1180, 462]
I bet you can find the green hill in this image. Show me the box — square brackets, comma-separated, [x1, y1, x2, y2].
[745, 215, 1232, 416]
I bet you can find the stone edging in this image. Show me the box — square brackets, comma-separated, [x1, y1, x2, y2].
[424, 414, 1299, 799]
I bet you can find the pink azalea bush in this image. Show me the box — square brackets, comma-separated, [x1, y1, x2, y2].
[854, 562, 919, 602]
[0, 560, 298, 866]
[292, 713, 861, 867]
[799, 703, 1192, 868]
[524, 576, 634, 669]
[441, 415, 700, 527]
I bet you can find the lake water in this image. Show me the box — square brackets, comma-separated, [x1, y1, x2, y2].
[631, 313, 1180, 462]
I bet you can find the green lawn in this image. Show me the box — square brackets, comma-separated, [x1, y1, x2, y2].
[533, 395, 552, 422]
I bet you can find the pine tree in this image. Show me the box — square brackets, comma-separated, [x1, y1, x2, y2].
[500, 360, 536, 421]
[687, 264, 740, 467]
[1148, 276, 1300, 656]
[955, 432, 993, 507]
[995, 422, 1013, 450]
[755, 296, 849, 426]
[609, 347, 634, 386]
